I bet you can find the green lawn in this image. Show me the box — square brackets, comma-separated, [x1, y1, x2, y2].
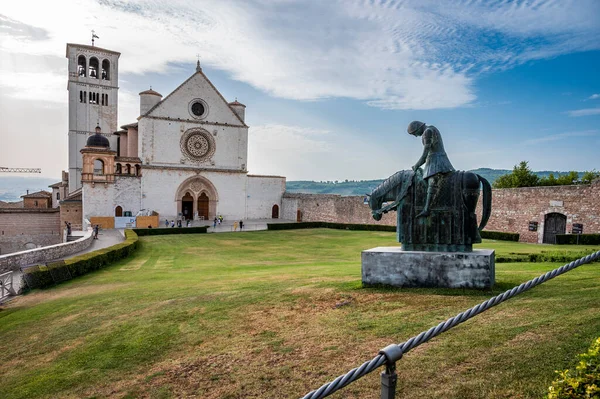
[0, 229, 598, 399]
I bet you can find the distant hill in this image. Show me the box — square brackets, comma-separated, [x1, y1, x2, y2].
[286, 168, 586, 196]
[0, 176, 60, 202]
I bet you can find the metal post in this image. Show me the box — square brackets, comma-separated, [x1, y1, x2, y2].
[380, 362, 397, 399]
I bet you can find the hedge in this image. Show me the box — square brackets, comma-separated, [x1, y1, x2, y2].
[267, 222, 395, 232]
[546, 337, 600, 398]
[480, 230, 520, 242]
[23, 229, 139, 290]
[133, 226, 208, 236]
[556, 234, 600, 245]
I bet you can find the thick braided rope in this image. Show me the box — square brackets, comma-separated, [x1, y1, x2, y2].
[301, 250, 600, 399]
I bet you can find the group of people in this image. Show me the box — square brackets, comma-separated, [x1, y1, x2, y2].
[212, 216, 243, 231]
[65, 221, 99, 239]
[164, 219, 192, 228]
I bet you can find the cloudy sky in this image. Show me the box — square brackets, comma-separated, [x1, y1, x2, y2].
[1, 0, 599, 181]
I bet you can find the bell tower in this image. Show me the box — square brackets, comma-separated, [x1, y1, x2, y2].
[66, 41, 120, 193]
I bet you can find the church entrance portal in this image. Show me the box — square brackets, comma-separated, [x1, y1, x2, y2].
[543, 212, 566, 244]
[182, 192, 194, 220]
[198, 193, 209, 220]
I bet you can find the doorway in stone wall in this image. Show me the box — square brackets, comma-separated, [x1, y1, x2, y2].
[198, 193, 209, 220]
[182, 192, 194, 220]
[272, 204, 279, 218]
[543, 212, 566, 244]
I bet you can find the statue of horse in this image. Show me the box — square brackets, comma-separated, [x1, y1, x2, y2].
[368, 169, 491, 252]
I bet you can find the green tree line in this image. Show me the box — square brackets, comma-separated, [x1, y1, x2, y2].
[493, 161, 600, 189]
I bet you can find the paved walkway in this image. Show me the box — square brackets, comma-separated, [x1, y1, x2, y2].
[12, 229, 125, 294]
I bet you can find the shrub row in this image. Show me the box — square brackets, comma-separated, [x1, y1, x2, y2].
[23, 229, 139, 290]
[496, 250, 599, 264]
[267, 222, 396, 232]
[133, 226, 208, 236]
[546, 337, 600, 398]
[480, 230, 520, 242]
[556, 233, 600, 245]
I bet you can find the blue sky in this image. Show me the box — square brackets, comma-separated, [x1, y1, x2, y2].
[1, 0, 599, 181]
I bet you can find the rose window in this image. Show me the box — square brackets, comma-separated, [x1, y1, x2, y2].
[180, 129, 215, 162]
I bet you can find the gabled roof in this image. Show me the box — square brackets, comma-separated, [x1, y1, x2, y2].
[139, 69, 248, 127]
[21, 190, 52, 199]
[120, 122, 138, 130]
[62, 188, 82, 202]
[0, 200, 23, 209]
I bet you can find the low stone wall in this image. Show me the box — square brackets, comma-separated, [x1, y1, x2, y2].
[0, 231, 94, 273]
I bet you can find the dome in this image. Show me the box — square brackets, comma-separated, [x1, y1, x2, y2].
[87, 132, 110, 148]
[139, 88, 162, 97]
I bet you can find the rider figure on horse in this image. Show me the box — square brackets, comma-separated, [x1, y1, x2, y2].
[407, 121, 455, 218]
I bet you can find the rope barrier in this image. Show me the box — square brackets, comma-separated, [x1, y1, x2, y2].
[301, 250, 600, 399]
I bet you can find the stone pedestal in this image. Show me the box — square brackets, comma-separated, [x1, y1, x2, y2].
[362, 247, 495, 289]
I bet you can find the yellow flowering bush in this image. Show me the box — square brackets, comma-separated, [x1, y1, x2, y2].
[547, 337, 600, 398]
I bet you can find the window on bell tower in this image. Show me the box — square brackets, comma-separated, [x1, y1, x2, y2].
[89, 57, 99, 79]
[77, 55, 87, 77]
[102, 59, 110, 80]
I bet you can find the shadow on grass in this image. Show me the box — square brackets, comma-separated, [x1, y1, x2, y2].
[348, 280, 521, 298]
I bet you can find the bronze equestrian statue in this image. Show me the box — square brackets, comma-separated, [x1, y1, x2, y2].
[368, 121, 492, 252]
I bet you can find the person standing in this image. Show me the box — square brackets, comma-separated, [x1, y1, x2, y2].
[407, 121, 455, 218]
[239, 220, 244, 230]
[213, 217, 218, 228]
[233, 221, 238, 231]
[165, 219, 169, 228]
[93, 225, 99, 239]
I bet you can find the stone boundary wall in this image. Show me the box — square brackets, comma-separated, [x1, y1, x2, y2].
[283, 180, 600, 244]
[0, 208, 61, 254]
[0, 231, 94, 273]
[480, 180, 600, 243]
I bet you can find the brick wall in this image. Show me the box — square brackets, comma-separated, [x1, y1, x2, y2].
[480, 180, 600, 243]
[283, 180, 600, 244]
[61, 201, 83, 230]
[0, 209, 61, 255]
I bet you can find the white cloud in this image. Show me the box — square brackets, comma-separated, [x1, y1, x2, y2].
[1, 0, 598, 110]
[566, 108, 600, 117]
[588, 94, 600, 100]
[523, 130, 598, 145]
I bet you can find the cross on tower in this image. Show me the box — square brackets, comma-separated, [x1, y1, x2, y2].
[91, 30, 99, 46]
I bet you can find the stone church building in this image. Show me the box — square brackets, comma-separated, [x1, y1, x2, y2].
[64, 42, 285, 228]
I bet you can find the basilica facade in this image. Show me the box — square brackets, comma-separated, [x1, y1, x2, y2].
[65, 43, 285, 228]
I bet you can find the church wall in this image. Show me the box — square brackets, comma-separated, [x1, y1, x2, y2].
[138, 118, 248, 171]
[141, 169, 247, 221]
[246, 176, 286, 219]
[0, 209, 61, 255]
[82, 176, 141, 222]
[145, 72, 244, 126]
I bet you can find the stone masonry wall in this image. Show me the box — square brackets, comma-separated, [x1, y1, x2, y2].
[0, 209, 62, 255]
[283, 180, 600, 244]
[0, 231, 94, 273]
[480, 180, 600, 243]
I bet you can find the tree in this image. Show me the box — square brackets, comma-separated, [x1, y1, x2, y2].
[493, 161, 539, 188]
[581, 170, 600, 184]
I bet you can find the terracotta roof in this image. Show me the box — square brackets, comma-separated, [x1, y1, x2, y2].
[229, 100, 246, 108]
[113, 129, 127, 136]
[49, 181, 64, 188]
[120, 122, 138, 129]
[139, 89, 162, 97]
[21, 190, 52, 199]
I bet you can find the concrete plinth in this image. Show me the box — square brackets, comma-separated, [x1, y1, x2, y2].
[362, 247, 495, 289]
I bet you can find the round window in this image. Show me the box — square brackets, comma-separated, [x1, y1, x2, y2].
[189, 99, 208, 119]
[180, 129, 215, 162]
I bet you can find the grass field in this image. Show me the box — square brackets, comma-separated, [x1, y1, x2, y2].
[1, 229, 599, 399]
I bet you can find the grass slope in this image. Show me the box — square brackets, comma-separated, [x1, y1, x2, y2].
[1, 230, 599, 399]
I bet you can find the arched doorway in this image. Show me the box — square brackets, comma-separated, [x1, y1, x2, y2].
[297, 209, 302, 222]
[115, 206, 123, 217]
[272, 204, 279, 219]
[182, 192, 194, 220]
[543, 213, 566, 244]
[198, 193, 209, 220]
